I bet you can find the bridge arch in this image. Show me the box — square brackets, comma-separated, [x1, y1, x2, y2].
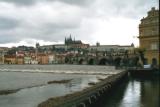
[88, 58, 96, 65]
[79, 58, 85, 64]
[98, 58, 112, 65]
[65, 57, 70, 63]
[114, 57, 122, 67]
[98, 58, 108, 65]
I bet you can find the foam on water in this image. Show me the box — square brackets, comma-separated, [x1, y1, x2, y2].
[0, 65, 122, 75]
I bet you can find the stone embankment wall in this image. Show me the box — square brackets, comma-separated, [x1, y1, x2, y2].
[38, 71, 127, 107]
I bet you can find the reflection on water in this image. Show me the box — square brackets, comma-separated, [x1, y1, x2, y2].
[140, 78, 159, 107]
[119, 80, 141, 107]
[95, 77, 159, 107]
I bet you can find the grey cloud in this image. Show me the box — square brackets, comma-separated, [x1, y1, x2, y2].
[1, 21, 80, 43]
[45, 22, 80, 30]
[22, 25, 79, 42]
[57, 0, 93, 6]
[0, 0, 93, 6]
[91, 0, 159, 19]
[0, 0, 158, 45]
[0, 17, 19, 30]
[0, 0, 83, 43]
[0, 0, 36, 5]
[0, 34, 19, 43]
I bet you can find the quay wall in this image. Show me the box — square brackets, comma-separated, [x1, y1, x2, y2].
[128, 68, 159, 78]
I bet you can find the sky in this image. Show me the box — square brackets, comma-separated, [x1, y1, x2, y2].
[0, 0, 159, 47]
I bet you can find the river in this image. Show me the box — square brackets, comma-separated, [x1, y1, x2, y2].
[0, 65, 159, 107]
[0, 65, 119, 107]
[93, 75, 159, 107]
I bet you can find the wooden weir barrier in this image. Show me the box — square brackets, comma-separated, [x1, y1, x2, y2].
[38, 71, 128, 107]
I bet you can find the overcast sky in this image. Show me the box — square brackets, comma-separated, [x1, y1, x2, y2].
[0, 0, 159, 47]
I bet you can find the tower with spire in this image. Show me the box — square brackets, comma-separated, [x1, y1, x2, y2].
[65, 34, 73, 45]
[64, 34, 83, 47]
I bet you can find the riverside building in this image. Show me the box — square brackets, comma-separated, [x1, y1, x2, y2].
[138, 7, 159, 65]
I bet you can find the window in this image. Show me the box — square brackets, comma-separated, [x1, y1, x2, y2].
[150, 43, 158, 50]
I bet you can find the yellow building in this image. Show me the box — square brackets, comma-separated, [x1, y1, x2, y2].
[138, 7, 159, 65]
[37, 53, 49, 64]
[4, 55, 16, 64]
[17, 57, 24, 64]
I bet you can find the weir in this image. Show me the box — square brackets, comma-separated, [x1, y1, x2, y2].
[38, 71, 127, 107]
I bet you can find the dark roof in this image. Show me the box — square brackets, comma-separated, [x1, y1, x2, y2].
[74, 40, 82, 44]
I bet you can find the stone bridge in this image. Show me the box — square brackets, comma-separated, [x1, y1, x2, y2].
[66, 53, 137, 66]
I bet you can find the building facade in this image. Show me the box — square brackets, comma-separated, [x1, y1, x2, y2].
[0, 47, 9, 64]
[37, 54, 49, 64]
[4, 55, 16, 64]
[138, 7, 159, 65]
[89, 44, 134, 53]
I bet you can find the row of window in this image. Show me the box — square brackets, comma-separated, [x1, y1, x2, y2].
[140, 32, 159, 36]
[150, 43, 159, 50]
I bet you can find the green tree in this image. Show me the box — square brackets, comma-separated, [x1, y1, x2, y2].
[135, 48, 146, 65]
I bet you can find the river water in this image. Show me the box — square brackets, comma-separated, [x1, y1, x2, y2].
[0, 65, 118, 107]
[94, 76, 159, 107]
[0, 65, 159, 107]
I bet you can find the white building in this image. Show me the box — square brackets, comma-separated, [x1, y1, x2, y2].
[48, 54, 56, 64]
[89, 44, 134, 53]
